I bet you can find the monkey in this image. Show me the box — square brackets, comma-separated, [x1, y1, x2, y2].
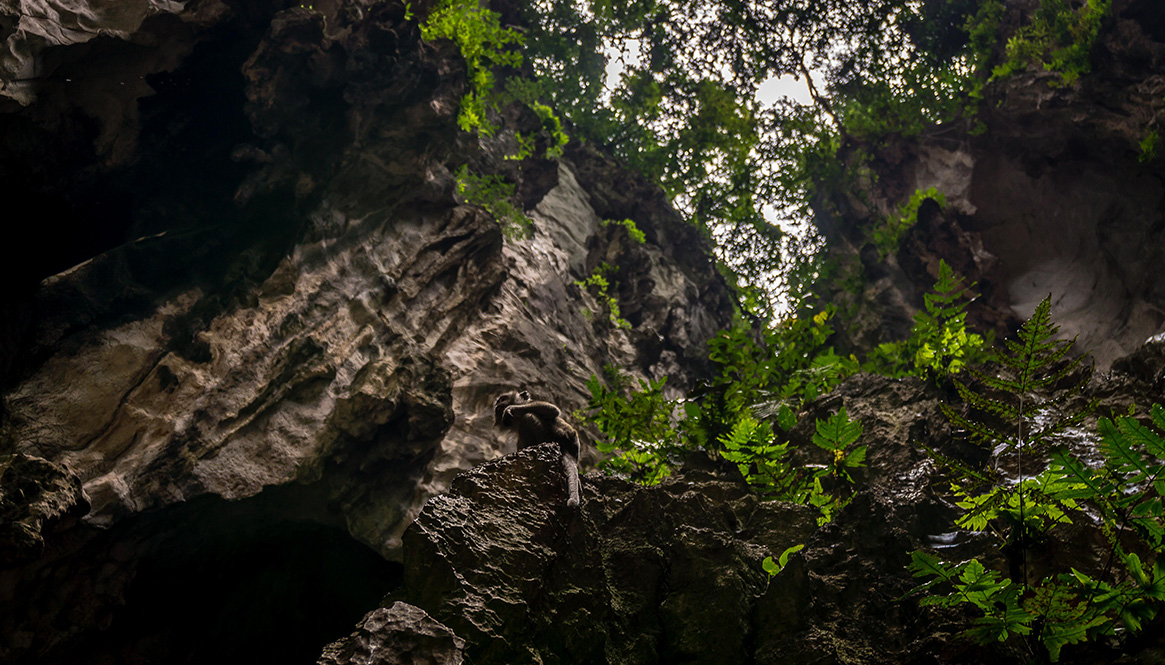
[493, 389, 581, 507]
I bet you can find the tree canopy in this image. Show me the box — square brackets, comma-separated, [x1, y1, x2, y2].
[426, 0, 1110, 316]
[511, 0, 1009, 316]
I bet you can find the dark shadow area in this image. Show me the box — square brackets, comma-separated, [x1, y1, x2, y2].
[0, 15, 308, 388]
[92, 520, 400, 665]
[4, 485, 401, 665]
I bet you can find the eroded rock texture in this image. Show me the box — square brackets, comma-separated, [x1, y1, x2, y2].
[0, 453, 88, 567]
[398, 443, 818, 665]
[817, 0, 1165, 369]
[383, 351, 1165, 664]
[318, 602, 464, 665]
[0, 0, 731, 662]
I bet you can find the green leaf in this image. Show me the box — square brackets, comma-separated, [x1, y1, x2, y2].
[813, 407, 862, 451]
[779, 543, 806, 568]
[762, 556, 779, 576]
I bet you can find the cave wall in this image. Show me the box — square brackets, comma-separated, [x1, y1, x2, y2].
[818, 0, 1165, 369]
[0, 1, 734, 662]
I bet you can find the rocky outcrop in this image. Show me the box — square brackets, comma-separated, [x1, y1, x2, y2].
[817, 0, 1165, 368]
[372, 377, 952, 665]
[369, 344, 1165, 664]
[0, 453, 88, 567]
[0, 0, 732, 662]
[396, 443, 818, 665]
[1, 0, 730, 549]
[318, 602, 465, 665]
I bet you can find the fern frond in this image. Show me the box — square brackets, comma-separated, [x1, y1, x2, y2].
[813, 407, 862, 451]
[956, 487, 1010, 531]
[1099, 417, 1153, 482]
[920, 442, 998, 489]
[1034, 581, 1103, 664]
[953, 378, 1021, 421]
[966, 365, 1025, 394]
[1048, 449, 1112, 503]
[1027, 343, 1089, 390]
[940, 403, 1012, 449]
[1118, 416, 1165, 461]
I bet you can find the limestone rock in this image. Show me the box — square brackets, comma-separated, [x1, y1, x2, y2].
[0, 0, 733, 661]
[400, 443, 818, 665]
[318, 602, 464, 665]
[814, 0, 1165, 368]
[1, 0, 731, 563]
[0, 453, 88, 568]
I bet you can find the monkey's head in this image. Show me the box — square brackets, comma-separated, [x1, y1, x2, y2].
[494, 389, 529, 428]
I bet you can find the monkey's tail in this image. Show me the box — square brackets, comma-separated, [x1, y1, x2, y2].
[563, 454, 581, 507]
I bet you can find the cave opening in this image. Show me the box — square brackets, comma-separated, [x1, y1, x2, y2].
[31, 489, 402, 665]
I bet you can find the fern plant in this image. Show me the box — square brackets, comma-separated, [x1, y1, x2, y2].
[720, 407, 864, 526]
[719, 415, 806, 500]
[1052, 405, 1165, 626]
[939, 296, 1093, 502]
[936, 296, 1094, 585]
[904, 297, 1165, 661]
[867, 260, 988, 381]
[911, 404, 1165, 661]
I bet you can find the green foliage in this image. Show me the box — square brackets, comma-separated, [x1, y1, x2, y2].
[531, 101, 570, 157]
[867, 260, 988, 381]
[1140, 128, 1160, 163]
[513, 0, 1015, 320]
[932, 297, 1094, 553]
[719, 415, 803, 500]
[763, 543, 805, 576]
[576, 263, 631, 329]
[812, 407, 867, 483]
[871, 187, 946, 258]
[602, 218, 646, 244]
[992, 0, 1111, 86]
[910, 407, 1165, 661]
[720, 408, 864, 525]
[938, 297, 1093, 466]
[902, 299, 1165, 661]
[688, 310, 858, 453]
[908, 553, 1034, 644]
[454, 165, 531, 239]
[421, 1, 570, 160]
[579, 309, 859, 487]
[420, 0, 524, 135]
[583, 371, 678, 485]
[966, 1, 1007, 68]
